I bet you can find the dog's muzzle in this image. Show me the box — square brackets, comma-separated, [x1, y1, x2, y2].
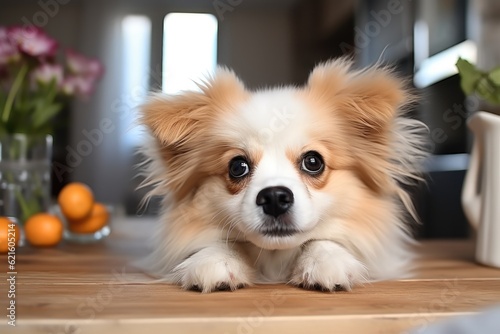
[256, 186, 294, 218]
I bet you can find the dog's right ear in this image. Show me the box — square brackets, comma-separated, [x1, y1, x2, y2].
[141, 68, 247, 149]
[140, 69, 248, 199]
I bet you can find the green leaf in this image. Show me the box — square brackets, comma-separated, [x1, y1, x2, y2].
[32, 103, 63, 129]
[46, 79, 59, 101]
[476, 77, 500, 104]
[16, 96, 36, 113]
[24, 197, 42, 221]
[0, 87, 5, 101]
[456, 58, 483, 95]
[488, 66, 500, 86]
[39, 79, 60, 101]
[1, 64, 29, 124]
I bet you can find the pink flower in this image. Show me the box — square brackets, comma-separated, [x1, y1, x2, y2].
[66, 49, 104, 79]
[31, 63, 63, 86]
[7, 26, 58, 58]
[0, 27, 20, 66]
[61, 75, 97, 99]
[63, 49, 103, 99]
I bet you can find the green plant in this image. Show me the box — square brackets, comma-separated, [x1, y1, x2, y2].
[456, 58, 500, 105]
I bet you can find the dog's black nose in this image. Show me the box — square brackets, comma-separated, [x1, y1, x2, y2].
[256, 186, 294, 218]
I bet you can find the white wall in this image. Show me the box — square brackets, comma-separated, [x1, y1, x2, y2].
[219, 9, 294, 88]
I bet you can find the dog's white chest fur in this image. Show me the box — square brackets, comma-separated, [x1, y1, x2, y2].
[244, 245, 301, 283]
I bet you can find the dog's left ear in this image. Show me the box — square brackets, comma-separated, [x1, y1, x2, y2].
[307, 59, 411, 193]
[307, 59, 409, 136]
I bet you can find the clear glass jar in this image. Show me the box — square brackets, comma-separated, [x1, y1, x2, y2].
[0, 134, 52, 223]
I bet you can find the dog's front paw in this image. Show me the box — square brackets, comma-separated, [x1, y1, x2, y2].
[173, 246, 254, 293]
[289, 240, 367, 292]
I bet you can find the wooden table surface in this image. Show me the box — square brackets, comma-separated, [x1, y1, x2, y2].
[1, 218, 500, 334]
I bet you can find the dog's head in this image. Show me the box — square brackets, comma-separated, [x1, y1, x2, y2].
[141, 59, 410, 250]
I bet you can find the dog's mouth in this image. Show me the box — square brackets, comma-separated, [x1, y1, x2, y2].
[260, 227, 299, 237]
[259, 216, 300, 237]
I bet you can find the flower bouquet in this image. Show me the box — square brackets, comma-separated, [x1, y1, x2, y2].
[0, 26, 103, 222]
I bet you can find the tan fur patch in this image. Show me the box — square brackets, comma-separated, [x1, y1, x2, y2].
[140, 69, 250, 200]
[299, 59, 412, 195]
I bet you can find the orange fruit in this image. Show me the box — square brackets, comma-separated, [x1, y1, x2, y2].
[58, 182, 94, 220]
[0, 217, 20, 253]
[68, 202, 109, 234]
[25, 213, 63, 247]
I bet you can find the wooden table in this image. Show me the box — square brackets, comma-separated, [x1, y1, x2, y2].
[1, 218, 500, 334]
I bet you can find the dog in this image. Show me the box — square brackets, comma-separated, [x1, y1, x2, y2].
[138, 59, 427, 293]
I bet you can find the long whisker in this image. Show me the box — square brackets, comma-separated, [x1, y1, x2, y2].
[253, 246, 264, 267]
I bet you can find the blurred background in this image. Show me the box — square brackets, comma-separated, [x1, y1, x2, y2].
[1, 0, 498, 238]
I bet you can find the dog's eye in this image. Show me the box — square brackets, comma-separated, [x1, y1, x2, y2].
[229, 157, 250, 179]
[301, 151, 324, 175]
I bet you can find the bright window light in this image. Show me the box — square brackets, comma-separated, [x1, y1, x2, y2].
[413, 20, 430, 68]
[121, 15, 152, 147]
[162, 13, 218, 94]
[414, 40, 477, 88]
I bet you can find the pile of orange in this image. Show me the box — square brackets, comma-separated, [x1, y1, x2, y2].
[0, 182, 109, 252]
[58, 182, 109, 234]
[0, 212, 65, 250]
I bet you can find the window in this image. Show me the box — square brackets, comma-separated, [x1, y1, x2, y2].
[121, 15, 152, 147]
[162, 13, 218, 94]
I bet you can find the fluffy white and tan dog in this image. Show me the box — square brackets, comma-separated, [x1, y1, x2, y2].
[139, 59, 427, 293]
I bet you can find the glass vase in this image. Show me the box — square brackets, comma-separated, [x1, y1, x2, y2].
[0, 134, 52, 223]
